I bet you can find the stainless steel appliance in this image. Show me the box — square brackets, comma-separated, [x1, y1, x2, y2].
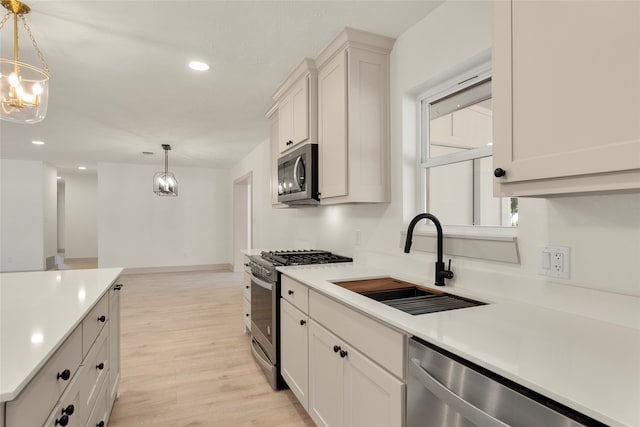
[277, 143, 319, 204]
[249, 250, 352, 390]
[408, 337, 606, 427]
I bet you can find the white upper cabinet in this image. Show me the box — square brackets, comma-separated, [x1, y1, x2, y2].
[272, 58, 318, 155]
[493, 0, 640, 196]
[316, 28, 395, 204]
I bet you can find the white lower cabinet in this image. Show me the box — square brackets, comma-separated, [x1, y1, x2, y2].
[280, 299, 309, 410]
[2, 282, 121, 427]
[280, 275, 405, 427]
[308, 321, 403, 427]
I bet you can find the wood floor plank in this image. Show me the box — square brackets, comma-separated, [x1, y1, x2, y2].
[108, 270, 315, 427]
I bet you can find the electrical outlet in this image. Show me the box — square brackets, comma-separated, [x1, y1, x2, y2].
[540, 246, 570, 279]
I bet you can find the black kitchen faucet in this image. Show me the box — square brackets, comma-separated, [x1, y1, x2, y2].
[404, 213, 454, 286]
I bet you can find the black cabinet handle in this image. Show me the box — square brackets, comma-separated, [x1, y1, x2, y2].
[62, 404, 74, 416]
[57, 369, 71, 381]
[114, 283, 123, 290]
[97, 315, 106, 322]
[96, 362, 105, 370]
[245, 313, 250, 317]
[333, 345, 341, 353]
[286, 140, 293, 146]
[97, 421, 105, 427]
[340, 350, 348, 358]
[494, 168, 506, 177]
[288, 290, 294, 296]
[299, 319, 306, 326]
[55, 415, 69, 426]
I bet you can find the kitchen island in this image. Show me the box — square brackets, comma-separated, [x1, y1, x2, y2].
[0, 268, 123, 427]
[278, 263, 640, 427]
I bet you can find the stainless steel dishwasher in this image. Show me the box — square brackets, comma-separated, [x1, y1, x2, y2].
[407, 337, 607, 427]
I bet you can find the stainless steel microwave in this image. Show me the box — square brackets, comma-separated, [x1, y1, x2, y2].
[277, 143, 319, 204]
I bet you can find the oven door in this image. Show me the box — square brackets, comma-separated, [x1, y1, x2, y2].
[250, 272, 276, 364]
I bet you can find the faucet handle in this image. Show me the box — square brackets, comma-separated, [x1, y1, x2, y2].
[443, 259, 454, 279]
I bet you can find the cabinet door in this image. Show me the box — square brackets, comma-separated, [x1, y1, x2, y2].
[343, 345, 404, 427]
[318, 50, 348, 199]
[108, 285, 121, 407]
[493, 0, 640, 196]
[279, 94, 294, 153]
[309, 321, 344, 427]
[281, 300, 309, 410]
[292, 76, 310, 146]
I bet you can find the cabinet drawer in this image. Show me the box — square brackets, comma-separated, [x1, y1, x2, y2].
[84, 373, 109, 427]
[243, 273, 251, 301]
[43, 369, 83, 427]
[82, 293, 109, 358]
[80, 325, 109, 425]
[6, 326, 83, 427]
[243, 297, 251, 330]
[282, 276, 309, 314]
[309, 290, 404, 379]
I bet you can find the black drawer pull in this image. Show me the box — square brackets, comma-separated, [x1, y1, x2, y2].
[62, 404, 74, 416]
[494, 167, 506, 177]
[245, 313, 250, 317]
[96, 362, 105, 370]
[299, 319, 306, 326]
[288, 290, 294, 296]
[333, 345, 341, 353]
[57, 369, 71, 381]
[97, 315, 106, 322]
[340, 350, 348, 358]
[55, 415, 69, 426]
[97, 421, 105, 427]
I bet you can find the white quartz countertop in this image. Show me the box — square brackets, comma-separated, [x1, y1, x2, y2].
[0, 268, 123, 401]
[278, 263, 640, 427]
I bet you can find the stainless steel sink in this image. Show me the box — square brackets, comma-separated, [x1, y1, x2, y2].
[332, 278, 485, 315]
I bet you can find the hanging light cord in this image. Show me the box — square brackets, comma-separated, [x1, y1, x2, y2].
[0, 10, 50, 74]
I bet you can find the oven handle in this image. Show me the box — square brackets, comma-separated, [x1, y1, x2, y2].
[250, 273, 273, 291]
[409, 358, 509, 427]
[251, 338, 274, 372]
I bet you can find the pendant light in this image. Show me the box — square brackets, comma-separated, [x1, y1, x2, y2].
[153, 144, 178, 196]
[0, 0, 50, 124]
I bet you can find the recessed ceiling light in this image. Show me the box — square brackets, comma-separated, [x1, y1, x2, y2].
[32, 140, 45, 145]
[78, 166, 87, 170]
[189, 61, 210, 71]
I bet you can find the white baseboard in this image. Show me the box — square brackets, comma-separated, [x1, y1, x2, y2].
[122, 264, 233, 275]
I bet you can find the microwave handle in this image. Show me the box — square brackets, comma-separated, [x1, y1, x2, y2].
[293, 155, 303, 189]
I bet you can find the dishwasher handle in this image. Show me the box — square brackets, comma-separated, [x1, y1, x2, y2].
[410, 358, 510, 427]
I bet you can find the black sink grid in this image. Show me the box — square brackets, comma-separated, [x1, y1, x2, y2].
[360, 287, 485, 315]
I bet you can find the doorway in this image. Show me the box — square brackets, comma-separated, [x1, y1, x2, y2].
[233, 172, 252, 272]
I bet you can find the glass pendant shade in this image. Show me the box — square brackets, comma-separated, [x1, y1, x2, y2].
[0, 59, 49, 123]
[153, 144, 178, 196]
[153, 171, 178, 196]
[1, 0, 50, 124]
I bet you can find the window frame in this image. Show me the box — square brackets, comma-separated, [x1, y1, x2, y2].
[415, 60, 516, 234]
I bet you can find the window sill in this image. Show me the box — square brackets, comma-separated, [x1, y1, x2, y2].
[399, 225, 519, 264]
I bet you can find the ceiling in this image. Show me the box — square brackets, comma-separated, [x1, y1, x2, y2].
[0, 1, 441, 174]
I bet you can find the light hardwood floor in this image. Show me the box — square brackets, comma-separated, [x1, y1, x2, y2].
[109, 270, 315, 427]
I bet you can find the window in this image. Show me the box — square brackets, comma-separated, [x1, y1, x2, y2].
[418, 63, 518, 228]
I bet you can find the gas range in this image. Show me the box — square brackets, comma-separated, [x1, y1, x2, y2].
[250, 250, 353, 282]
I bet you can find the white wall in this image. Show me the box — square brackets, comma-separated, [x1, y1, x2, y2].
[233, 0, 640, 298]
[0, 159, 45, 271]
[64, 173, 98, 259]
[98, 162, 230, 269]
[43, 163, 58, 267]
[57, 182, 65, 251]
[229, 139, 292, 253]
